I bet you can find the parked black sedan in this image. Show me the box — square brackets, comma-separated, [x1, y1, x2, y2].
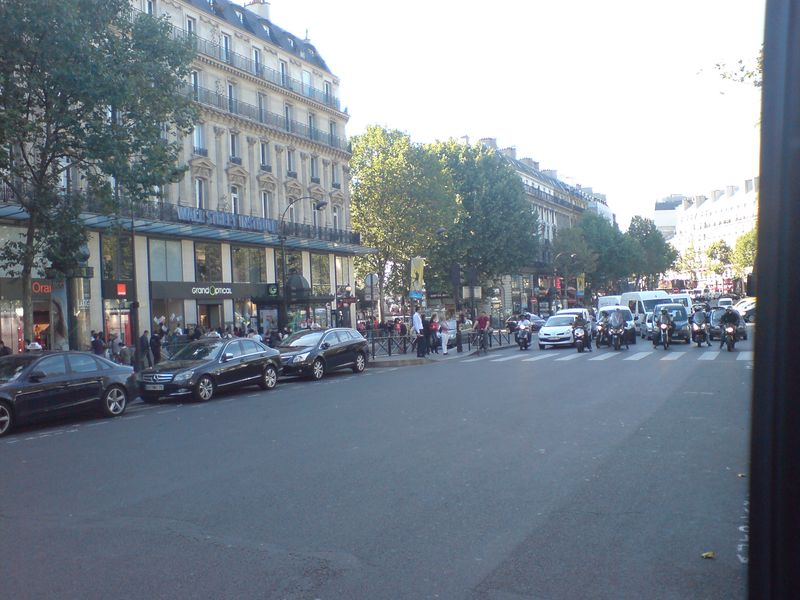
[137, 338, 281, 403]
[0, 351, 134, 437]
[278, 328, 368, 380]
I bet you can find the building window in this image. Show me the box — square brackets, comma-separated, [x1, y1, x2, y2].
[331, 163, 339, 185]
[261, 190, 272, 219]
[276, 248, 302, 287]
[227, 82, 236, 113]
[286, 149, 295, 174]
[222, 34, 231, 63]
[302, 70, 312, 96]
[194, 177, 206, 209]
[308, 112, 315, 133]
[279, 60, 288, 86]
[287, 203, 295, 223]
[332, 205, 340, 230]
[323, 81, 332, 102]
[230, 185, 240, 214]
[283, 103, 292, 130]
[334, 255, 350, 289]
[146, 0, 154, 15]
[259, 141, 270, 167]
[190, 71, 199, 100]
[101, 234, 133, 281]
[195, 242, 222, 282]
[232, 246, 267, 283]
[310, 156, 318, 180]
[186, 16, 196, 35]
[310, 253, 330, 296]
[229, 132, 239, 159]
[329, 120, 337, 144]
[235, 9, 243, 23]
[257, 93, 266, 122]
[311, 199, 321, 227]
[252, 47, 261, 74]
[193, 123, 204, 153]
[149, 239, 183, 282]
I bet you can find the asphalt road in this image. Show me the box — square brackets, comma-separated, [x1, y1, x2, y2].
[1, 330, 752, 599]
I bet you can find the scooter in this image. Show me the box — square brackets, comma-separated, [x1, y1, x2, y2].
[722, 325, 737, 352]
[692, 322, 709, 347]
[610, 325, 625, 351]
[516, 325, 531, 350]
[574, 327, 586, 353]
[656, 322, 670, 350]
[595, 322, 607, 347]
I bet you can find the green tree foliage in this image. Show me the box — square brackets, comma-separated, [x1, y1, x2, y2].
[425, 140, 539, 289]
[731, 228, 758, 276]
[706, 240, 732, 275]
[675, 241, 702, 282]
[570, 212, 632, 291]
[552, 226, 597, 280]
[626, 216, 678, 288]
[349, 126, 453, 317]
[0, 0, 196, 339]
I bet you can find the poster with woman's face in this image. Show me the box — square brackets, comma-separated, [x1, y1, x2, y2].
[50, 283, 69, 351]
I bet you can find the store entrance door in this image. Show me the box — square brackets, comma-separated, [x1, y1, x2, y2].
[198, 303, 222, 332]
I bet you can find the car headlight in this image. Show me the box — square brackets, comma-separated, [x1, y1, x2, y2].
[293, 352, 310, 364]
[173, 370, 194, 384]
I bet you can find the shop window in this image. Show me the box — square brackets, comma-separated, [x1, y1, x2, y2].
[232, 246, 266, 283]
[310, 253, 330, 296]
[149, 239, 183, 281]
[151, 299, 185, 335]
[101, 234, 133, 281]
[234, 299, 258, 331]
[195, 242, 222, 282]
[334, 255, 350, 288]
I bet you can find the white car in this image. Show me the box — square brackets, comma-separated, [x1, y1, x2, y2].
[538, 314, 577, 349]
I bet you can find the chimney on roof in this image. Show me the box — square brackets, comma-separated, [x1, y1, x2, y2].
[712, 189, 724, 201]
[519, 158, 540, 170]
[726, 185, 738, 197]
[478, 138, 497, 149]
[245, 0, 270, 19]
[542, 169, 558, 180]
[695, 195, 707, 208]
[501, 147, 516, 159]
[459, 135, 470, 146]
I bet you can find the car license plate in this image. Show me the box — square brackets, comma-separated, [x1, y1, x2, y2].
[144, 384, 164, 391]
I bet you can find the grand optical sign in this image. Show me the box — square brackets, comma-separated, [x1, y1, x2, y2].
[176, 207, 279, 234]
[191, 284, 233, 297]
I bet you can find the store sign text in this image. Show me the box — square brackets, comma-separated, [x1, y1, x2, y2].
[191, 285, 233, 297]
[176, 207, 279, 234]
[32, 281, 52, 294]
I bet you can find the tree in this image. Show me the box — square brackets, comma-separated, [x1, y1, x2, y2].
[706, 240, 732, 276]
[0, 0, 196, 341]
[675, 241, 702, 282]
[626, 216, 677, 288]
[716, 45, 763, 88]
[552, 226, 598, 281]
[572, 212, 632, 292]
[425, 140, 539, 289]
[731, 228, 758, 277]
[349, 126, 453, 318]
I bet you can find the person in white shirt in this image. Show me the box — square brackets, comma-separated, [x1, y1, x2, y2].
[412, 306, 425, 357]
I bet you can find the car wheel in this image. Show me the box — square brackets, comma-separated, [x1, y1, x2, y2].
[352, 352, 366, 374]
[194, 375, 215, 402]
[311, 358, 325, 381]
[100, 385, 128, 417]
[0, 401, 14, 437]
[258, 365, 278, 390]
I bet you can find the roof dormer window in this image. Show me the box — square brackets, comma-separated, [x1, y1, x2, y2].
[288, 38, 295, 49]
[235, 10, 243, 23]
[261, 23, 270, 36]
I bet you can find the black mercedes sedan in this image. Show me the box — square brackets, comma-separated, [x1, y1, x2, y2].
[137, 337, 281, 403]
[0, 352, 134, 437]
[278, 328, 368, 380]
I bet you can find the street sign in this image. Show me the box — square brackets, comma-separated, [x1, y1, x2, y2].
[365, 273, 379, 287]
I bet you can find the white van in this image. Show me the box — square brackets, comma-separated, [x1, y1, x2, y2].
[597, 295, 621, 312]
[668, 293, 693, 311]
[619, 290, 670, 327]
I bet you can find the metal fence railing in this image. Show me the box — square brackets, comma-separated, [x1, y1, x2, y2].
[361, 330, 513, 359]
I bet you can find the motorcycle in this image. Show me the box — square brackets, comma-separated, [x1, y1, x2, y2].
[595, 322, 607, 347]
[722, 324, 737, 352]
[574, 326, 586, 352]
[516, 324, 531, 350]
[608, 314, 627, 351]
[656, 322, 671, 350]
[691, 311, 709, 347]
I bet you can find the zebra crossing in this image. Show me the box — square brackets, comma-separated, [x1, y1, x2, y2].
[475, 348, 753, 365]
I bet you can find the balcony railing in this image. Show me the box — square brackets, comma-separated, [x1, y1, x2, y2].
[523, 184, 585, 212]
[193, 146, 208, 157]
[230, 156, 242, 165]
[189, 85, 348, 152]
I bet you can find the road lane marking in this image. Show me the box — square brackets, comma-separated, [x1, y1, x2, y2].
[157, 409, 177, 414]
[588, 352, 618, 361]
[699, 351, 720, 361]
[554, 353, 583, 361]
[660, 352, 685, 361]
[522, 354, 553, 362]
[737, 351, 754, 361]
[87, 421, 110, 427]
[624, 352, 652, 361]
[462, 357, 490, 363]
[491, 355, 524, 362]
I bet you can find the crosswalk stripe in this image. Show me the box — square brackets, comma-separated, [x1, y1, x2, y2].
[588, 352, 618, 361]
[736, 351, 754, 361]
[462, 356, 490, 363]
[624, 352, 652, 361]
[491, 354, 525, 362]
[698, 351, 719, 361]
[554, 353, 584, 361]
[660, 352, 685, 361]
[522, 354, 553, 362]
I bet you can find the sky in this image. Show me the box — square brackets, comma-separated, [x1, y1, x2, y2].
[238, 0, 765, 229]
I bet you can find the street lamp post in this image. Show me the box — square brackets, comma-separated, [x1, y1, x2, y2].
[278, 196, 328, 332]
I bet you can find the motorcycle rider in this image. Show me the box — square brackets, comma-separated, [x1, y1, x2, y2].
[609, 308, 628, 350]
[654, 307, 673, 347]
[572, 313, 592, 351]
[596, 310, 609, 347]
[690, 305, 712, 347]
[516, 313, 532, 346]
[718, 306, 739, 349]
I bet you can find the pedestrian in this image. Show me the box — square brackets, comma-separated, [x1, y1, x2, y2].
[429, 314, 440, 354]
[140, 330, 153, 368]
[0, 340, 10, 356]
[412, 306, 426, 357]
[476, 310, 490, 353]
[91, 331, 106, 356]
[439, 313, 451, 355]
[110, 332, 122, 362]
[421, 313, 431, 356]
[149, 331, 162, 364]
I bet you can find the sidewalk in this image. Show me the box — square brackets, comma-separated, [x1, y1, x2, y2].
[369, 339, 517, 368]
